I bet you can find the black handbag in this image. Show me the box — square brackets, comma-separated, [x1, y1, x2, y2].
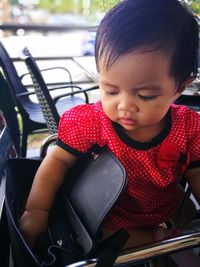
[4, 147, 128, 267]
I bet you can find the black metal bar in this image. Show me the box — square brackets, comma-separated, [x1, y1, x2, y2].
[25, 80, 94, 89]
[17, 85, 98, 96]
[67, 232, 200, 267]
[12, 56, 74, 62]
[0, 23, 97, 33]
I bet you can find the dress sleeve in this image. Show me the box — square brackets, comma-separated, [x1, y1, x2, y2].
[186, 110, 200, 168]
[57, 104, 100, 156]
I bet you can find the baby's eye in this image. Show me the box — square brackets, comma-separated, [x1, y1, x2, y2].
[139, 95, 157, 101]
[105, 90, 118, 95]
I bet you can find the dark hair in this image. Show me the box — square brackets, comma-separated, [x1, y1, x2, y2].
[95, 0, 199, 89]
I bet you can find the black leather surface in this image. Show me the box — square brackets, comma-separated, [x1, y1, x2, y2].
[4, 148, 127, 265]
[63, 147, 127, 254]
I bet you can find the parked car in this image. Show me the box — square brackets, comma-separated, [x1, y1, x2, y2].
[82, 31, 96, 56]
[82, 19, 102, 56]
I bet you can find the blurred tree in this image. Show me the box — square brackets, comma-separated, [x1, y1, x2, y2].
[37, 0, 199, 15]
[10, 0, 19, 4]
[91, 0, 120, 12]
[36, 0, 121, 13]
[8, 0, 200, 15]
[179, 1, 200, 14]
[189, 1, 200, 14]
[38, 0, 75, 13]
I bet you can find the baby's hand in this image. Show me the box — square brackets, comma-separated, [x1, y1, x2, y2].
[19, 209, 49, 248]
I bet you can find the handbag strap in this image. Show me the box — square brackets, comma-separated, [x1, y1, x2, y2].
[95, 229, 129, 267]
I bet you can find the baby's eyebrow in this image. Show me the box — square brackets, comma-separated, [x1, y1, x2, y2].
[134, 85, 162, 91]
[100, 80, 163, 91]
[100, 80, 119, 88]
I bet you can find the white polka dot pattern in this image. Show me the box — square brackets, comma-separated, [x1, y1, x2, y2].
[58, 102, 200, 230]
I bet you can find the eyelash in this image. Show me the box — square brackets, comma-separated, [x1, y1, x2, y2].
[104, 90, 158, 100]
[138, 95, 157, 101]
[105, 91, 118, 95]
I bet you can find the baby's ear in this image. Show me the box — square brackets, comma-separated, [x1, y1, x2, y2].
[185, 76, 195, 88]
[178, 76, 195, 94]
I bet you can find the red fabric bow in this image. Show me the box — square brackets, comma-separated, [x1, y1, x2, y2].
[157, 141, 190, 173]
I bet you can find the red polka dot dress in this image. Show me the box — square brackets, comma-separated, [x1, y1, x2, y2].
[57, 101, 200, 231]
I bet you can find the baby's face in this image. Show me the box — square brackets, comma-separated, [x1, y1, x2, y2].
[99, 50, 181, 141]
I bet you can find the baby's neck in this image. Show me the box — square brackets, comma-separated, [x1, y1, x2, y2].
[124, 120, 165, 143]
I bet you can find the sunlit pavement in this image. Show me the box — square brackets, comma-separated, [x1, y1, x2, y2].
[1, 32, 88, 58]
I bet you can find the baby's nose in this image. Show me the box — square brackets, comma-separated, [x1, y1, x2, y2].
[118, 96, 138, 112]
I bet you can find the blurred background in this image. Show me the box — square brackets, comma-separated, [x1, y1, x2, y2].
[0, 0, 199, 157]
[0, 0, 122, 57]
[0, 0, 199, 58]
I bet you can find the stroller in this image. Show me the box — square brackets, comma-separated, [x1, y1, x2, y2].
[0, 112, 200, 267]
[1, 47, 200, 266]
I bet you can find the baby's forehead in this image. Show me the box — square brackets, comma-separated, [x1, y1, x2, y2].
[97, 46, 172, 70]
[98, 50, 174, 85]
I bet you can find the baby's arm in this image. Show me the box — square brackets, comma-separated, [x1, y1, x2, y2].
[19, 145, 78, 247]
[185, 167, 200, 204]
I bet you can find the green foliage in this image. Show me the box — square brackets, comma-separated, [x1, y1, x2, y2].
[98, 0, 121, 12]
[12, 0, 200, 16]
[189, 2, 200, 14]
[10, 0, 19, 4]
[37, 0, 75, 13]
[183, 0, 200, 14]
[36, 0, 121, 14]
